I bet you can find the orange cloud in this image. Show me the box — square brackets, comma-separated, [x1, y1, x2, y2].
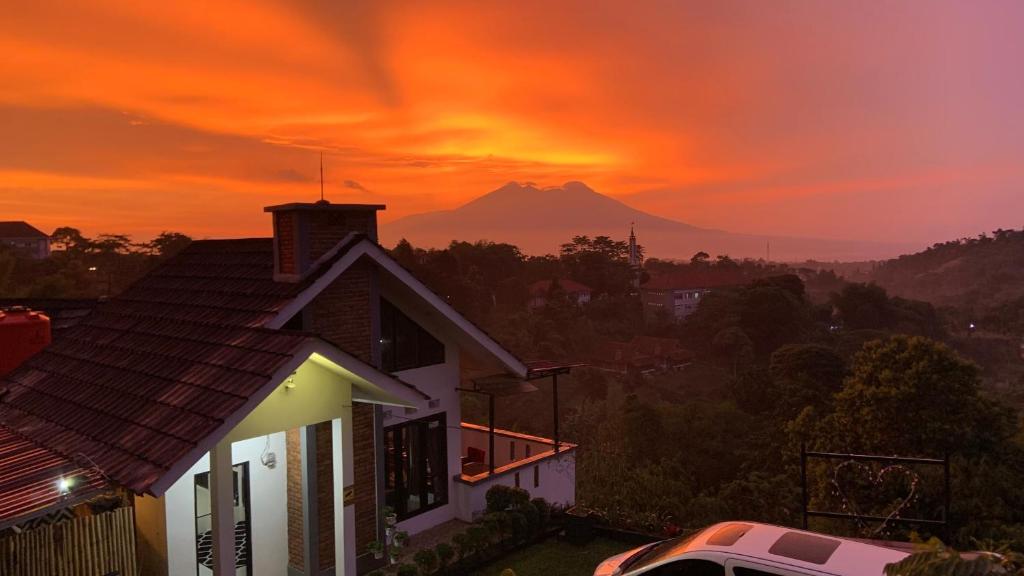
[0, 1, 1022, 244]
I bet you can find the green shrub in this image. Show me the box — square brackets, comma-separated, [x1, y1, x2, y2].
[396, 564, 419, 576]
[507, 510, 530, 542]
[466, 525, 490, 556]
[452, 532, 471, 560]
[483, 511, 509, 542]
[435, 541, 455, 568]
[485, 484, 530, 512]
[531, 498, 552, 527]
[520, 500, 541, 535]
[413, 548, 439, 575]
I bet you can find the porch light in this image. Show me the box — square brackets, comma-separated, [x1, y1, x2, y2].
[57, 477, 72, 495]
[285, 376, 296, 390]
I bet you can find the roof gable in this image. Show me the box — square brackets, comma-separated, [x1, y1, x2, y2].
[0, 221, 48, 239]
[267, 238, 529, 378]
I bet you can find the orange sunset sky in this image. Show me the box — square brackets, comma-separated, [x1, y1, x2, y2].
[1, 1, 1022, 247]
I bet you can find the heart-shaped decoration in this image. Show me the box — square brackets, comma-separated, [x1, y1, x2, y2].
[830, 460, 921, 537]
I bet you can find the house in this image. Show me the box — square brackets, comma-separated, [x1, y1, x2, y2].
[527, 279, 591, 309]
[641, 269, 744, 322]
[591, 335, 693, 374]
[0, 201, 577, 576]
[0, 221, 50, 259]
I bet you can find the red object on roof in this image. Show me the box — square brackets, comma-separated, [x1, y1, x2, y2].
[642, 269, 746, 291]
[0, 221, 48, 239]
[528, 279, 591, 296]
[0, 425, 108, 529]
[0, 308, 51, 378]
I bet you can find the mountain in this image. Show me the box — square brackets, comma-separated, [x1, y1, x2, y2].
[381, 181, 910, 261]
[871, 229, 1024, 310]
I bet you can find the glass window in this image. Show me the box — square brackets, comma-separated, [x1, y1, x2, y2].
[194, 463, 251, 576]
[384, 413, 448, 519]
[381, 299, 445, 372]
[644, 559, 724, 576]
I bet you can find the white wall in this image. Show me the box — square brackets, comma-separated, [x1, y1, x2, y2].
[164, 434, 289, 576]
[381, 285, 464, 536]
[453, 450, 576, 522]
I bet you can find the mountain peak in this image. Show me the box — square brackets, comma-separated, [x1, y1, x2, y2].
[383, 181, 903, 260]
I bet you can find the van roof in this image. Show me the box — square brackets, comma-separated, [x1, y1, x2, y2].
[685, 522, 910, 574]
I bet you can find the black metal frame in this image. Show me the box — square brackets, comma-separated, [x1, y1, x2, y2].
[800, 444, 951, 540]
[383, 412, 449, 521]
[457, 366, 572, 475]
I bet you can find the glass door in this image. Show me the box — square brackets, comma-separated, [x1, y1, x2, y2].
[195, 462, 252, 575]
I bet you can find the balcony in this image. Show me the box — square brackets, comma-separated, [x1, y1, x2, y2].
[454, 423, 576, 521]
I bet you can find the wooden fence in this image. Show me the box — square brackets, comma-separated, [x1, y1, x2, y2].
[0, 506, 138, 576]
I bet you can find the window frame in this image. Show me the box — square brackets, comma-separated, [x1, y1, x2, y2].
[383, 413, 449, 521]
[380, 298, 446, 372]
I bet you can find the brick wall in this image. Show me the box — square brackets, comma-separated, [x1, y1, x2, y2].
[285, 428, 304, 572]
[352, 403, 377, 549]
[307, 210, 378, 258]
[309, 260, 379, 560]
[316, 421, 336, 570]
[274, 212, 297, 275]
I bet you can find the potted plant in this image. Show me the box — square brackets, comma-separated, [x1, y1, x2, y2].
[383, 506, 398, 527]
[367, 541, 385, 560]
[393, 530, 410, 548]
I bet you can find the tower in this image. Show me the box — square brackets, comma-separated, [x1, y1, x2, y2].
[628, 223, 641, 288]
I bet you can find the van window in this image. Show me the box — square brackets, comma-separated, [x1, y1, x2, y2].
[733, 568, 782, 576]
[645, 559, 724, 576]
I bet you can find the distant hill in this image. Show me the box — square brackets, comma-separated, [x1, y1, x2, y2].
[382, 181, 908, 261]
[871, 229, 1024, 311]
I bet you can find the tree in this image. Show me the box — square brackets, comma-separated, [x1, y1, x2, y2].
[145, 231, 192, 257]
[691, 251, 710, 266]
[51, 226, 88, 253]
[825, 335, 1016, 457]
[831, 283, 892, 330]
[769, 344, 846, 420]
[712, 326, 754, 376]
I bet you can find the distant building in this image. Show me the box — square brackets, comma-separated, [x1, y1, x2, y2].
[0, 221, 50, 259]
[528, 278, 592, 309]
[641, 269, 744, 322]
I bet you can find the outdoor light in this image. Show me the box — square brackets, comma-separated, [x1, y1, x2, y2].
[57, 477, 72, 495]
[285, 374, 296, 389]
[88, 266, 97, 272]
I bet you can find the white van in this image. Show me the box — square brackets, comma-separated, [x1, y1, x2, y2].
[593, 522, 910, 576]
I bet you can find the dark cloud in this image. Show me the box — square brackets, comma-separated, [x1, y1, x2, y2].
[343, 179, 369, 192]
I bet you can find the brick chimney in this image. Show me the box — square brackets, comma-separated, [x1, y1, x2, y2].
[264, 201, 385, 282]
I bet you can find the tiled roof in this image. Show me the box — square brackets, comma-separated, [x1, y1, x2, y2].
[118, 238, 300, 328]
[0, 221, 48, 239]
[0, 424, 108, 528]
[642, 269, 746, 290]
[0, 302, 312, 493]
[0, 299, 98, 336]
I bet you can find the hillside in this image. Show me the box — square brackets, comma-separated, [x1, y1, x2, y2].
[871, 229, 1024, 313]
[381, 181, 908, 261]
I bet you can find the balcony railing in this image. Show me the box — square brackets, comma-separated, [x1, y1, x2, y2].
[454, 423, 576, 521]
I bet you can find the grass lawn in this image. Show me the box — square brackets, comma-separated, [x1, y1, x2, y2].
[474, 537, 636, 576]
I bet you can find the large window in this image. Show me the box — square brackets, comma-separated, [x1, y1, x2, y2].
[380, 299, 445, 372]
[384, 413, 448, 519]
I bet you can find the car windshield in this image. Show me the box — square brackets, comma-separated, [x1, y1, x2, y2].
[622, 529, 707, 573]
